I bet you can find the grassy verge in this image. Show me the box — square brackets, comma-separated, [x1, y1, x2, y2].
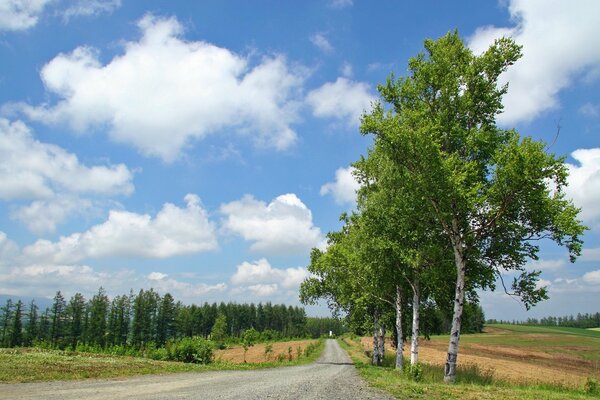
[0, 339, 325, 383]
[338, 336, 598, 400]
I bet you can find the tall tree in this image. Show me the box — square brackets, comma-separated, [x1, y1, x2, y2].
[10, 300, 24, 347]
[67, 293, 86, 349]
[156, 293, 176, 346]
[88, 287, 109, 347]
[25, 299, 39, 346]
[360, 31, 585, 382]
[50, 291, 67, 347]
[1, 299, 13, 347]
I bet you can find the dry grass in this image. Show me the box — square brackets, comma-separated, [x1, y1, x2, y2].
[360, 325, 600, 389]
[214, 339, 318, 363]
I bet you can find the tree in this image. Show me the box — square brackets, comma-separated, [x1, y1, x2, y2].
[50, 291, 67, 347]
[67, 293, 86, 349]
[10, 300, 24, 347]
[1, 299, 13, 347]
[210, 313, 227, 345]
[88, 287, 109, 347]
[25, 300, 39, 346]
[241, 327, 260, 363]
[156, 293, 177, 346]
[360, 31, 586, 382]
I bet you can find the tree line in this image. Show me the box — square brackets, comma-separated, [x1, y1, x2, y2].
[0, 287, 342, 349]
[300, 31, 584, 383]
[488, 312, 600, 329]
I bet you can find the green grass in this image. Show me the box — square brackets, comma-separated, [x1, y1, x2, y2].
[0, 340, 325, 383]
[338, 336, 599, 400]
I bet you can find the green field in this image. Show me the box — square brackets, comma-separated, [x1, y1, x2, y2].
[340, 324, 600, 399]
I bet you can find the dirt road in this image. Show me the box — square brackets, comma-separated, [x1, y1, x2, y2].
[0, 339, 393, 399]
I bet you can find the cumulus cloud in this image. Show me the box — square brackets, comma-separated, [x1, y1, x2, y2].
[310, 33, 333, 53]
[0, 118, 134, 233]
[230, 258, 309, 297]
[306, 77, 374, 127]
[527, 258, 566, 272]
[320, 166, 359, 205]
[22, 194, 218, 263]
[581, 247, 600, 262]
[62, 0, 120, 21]
[19, 14, 306, 161]
[468, 0, 600, 125]
[583, 270, 600, 285]
[0, 0, 52, 31]
[564, 148, 600, 228]
[0, 118, 133, 200]
[146, 272, 226, 298]
[220, 193, 324, 255]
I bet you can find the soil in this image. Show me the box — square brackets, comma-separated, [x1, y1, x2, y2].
[214, 339, 318, 363]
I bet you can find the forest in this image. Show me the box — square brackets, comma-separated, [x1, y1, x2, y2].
[0, 287, 343, 350]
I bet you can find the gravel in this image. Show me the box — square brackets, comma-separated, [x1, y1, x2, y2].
[0, 339, 394, 400]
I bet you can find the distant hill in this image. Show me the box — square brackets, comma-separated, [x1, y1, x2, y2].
[0, 294, 54, 311]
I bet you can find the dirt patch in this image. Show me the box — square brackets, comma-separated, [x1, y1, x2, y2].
[360, 336, 599, 388]
[214, 340, 318, 363]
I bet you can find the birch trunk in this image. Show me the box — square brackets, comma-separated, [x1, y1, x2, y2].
[395, 285, 404, 370]
[410, 278, 420, 366]
[372, 309, 380, 366]
[444, 223, 466, 384]
[378, 324, 386, 365]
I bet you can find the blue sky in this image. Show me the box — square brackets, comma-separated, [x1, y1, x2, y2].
[0, 0, 599, 320]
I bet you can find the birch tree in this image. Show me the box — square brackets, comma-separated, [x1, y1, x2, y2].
[360, 31, 585, 383]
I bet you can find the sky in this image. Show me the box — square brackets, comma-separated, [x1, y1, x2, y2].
[0, 0, 599, 321]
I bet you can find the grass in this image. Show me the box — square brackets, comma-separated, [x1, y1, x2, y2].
[0, 339, 325, 383]
[339, 330, 600, 400]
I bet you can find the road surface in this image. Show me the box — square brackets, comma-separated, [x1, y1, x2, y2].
[0, 339, 394, 399]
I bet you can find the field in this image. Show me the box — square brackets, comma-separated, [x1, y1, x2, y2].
[0, 339, 323, 383]
[343, 324, 600, 399]
[215, 339, 318, 363]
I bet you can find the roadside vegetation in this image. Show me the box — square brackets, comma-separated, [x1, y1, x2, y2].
[339, 325, 600, 399]
[0, 338, 324, 383]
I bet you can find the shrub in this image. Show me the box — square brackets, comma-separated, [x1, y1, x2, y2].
[585, 377, 599, 395]
[277, 353, 286, 362]
[168, 337, 213, 364]
[405, 363, 424, 382]
[264, 343, 273, 360]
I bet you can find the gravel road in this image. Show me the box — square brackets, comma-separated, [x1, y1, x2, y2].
[0, 339, 394, 399]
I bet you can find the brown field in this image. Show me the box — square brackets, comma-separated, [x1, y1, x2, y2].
[360, 327, 600, 388]
[214, 339, 318, 363]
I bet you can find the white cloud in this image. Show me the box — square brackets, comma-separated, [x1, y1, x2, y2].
[564, 148, 600, 228]
[145, 272, 227, 298]
[0, 118, 134, 233]
[11, 195, 92, 235]
[310, 33, 333, 53]
[527, 258, 566, 272]
[583, 270, 600, 285]
[19, 14, 306, 161]
[0, 231, 19, 267]
[0, 118, 133, 200]
[22, 194, 218, 263]
[579, 103, 600, 118]
[306, 77, 374, 127]
[329, 0, 352, 9]
[230, 258, 309, 297]
[340, 62, 353, 78]
[148, 272, 168, 281]
[536, 278, 552, 290]
[220, 193, 324, 255]
[581, 247, 600, 262]
[231, 258, 309, 289]
[0, 0, 52, 31]
[247, 284, 278, 297]
[468, 0, 600, 125]
[320, 166, 359, 205]
[62, 0, 120, 21]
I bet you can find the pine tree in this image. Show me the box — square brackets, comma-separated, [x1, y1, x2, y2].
[10, 300, 24, 347]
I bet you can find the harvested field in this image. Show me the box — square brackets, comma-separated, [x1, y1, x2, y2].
[214, 339, 318, 363]
[360, 324, 600, 388]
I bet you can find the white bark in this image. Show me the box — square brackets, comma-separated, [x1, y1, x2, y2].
[372, 310, 380, 366]
[395, 285, 404, 370]
[444, 222, 466, 384]
[410, 278, 420, 366]
[378, 324, 386, 365]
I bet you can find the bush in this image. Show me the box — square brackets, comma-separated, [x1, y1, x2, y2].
[585, 377, 599, 395]
[405, 363, 424, 382]
[168, 337, 213, 364]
